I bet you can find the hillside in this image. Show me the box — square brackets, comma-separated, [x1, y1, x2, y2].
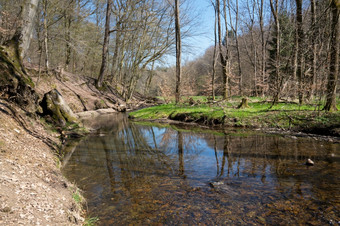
[0, 98, 84, 225]
[0, 62, 160, 225]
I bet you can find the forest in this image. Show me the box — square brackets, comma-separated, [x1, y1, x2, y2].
[0, 0, 339, 110]
[0, 1, 340, 225]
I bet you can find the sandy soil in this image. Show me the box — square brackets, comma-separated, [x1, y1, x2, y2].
[0, 99, 84, 225]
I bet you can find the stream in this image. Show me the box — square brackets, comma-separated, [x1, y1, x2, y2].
[62, 113, 340, 225]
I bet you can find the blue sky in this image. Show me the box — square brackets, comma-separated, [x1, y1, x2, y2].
[162, 0, 220, 66]
[184, 0, 215, 61]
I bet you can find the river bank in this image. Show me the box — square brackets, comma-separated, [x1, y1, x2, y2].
[128, 98, 340, 139]
[0, 99, 85, 225]
[0, 65, 152, 224]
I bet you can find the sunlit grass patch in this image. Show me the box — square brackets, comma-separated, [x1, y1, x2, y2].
[130, 96, 340, 131]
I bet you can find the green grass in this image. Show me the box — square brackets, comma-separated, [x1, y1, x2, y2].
[84, 216, 99, 226]
[72, 190, 82, 204]
[129, 96, 340, 132]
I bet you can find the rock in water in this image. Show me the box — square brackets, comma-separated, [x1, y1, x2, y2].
[209, 181, 224, 188]
[306, 159, 314, 166]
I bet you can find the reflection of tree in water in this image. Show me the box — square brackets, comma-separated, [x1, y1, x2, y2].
[86, 120, 208, 200]
[102, 120, 170, 193]
[64, 117, 340, 225]
[178, 131, 184, 176]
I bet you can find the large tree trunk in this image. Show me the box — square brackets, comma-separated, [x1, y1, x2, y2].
[175, 0, 182, 104]
[97, 0, 112, 88]
[323, 0, 339, 111]
[17, 0, 39, 60]
[0, 0, 40, 112]
[39, 89, 79, 126]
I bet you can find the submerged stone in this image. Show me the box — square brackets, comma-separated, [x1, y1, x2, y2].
[306, 159, 314, 166]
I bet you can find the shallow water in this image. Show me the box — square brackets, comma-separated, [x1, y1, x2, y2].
[62, 113, 340, 225]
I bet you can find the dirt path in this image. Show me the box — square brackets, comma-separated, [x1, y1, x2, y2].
[0, 100, 84, 225]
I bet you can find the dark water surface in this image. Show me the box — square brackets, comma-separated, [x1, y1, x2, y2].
[62, 113, 340, 225]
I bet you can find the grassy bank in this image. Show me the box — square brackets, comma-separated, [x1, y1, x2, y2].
[129, 97, 340, 136]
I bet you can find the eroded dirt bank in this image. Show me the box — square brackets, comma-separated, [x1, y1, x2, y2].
[0, 100, 84, 225]
[0, 62, 161, 225]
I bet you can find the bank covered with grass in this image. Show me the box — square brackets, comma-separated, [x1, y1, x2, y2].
[129, 97, 340, 137]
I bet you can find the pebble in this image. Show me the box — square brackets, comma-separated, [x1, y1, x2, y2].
[1, 207, 11, 213]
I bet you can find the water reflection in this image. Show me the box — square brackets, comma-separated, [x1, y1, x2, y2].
[62, 113, 340, 225]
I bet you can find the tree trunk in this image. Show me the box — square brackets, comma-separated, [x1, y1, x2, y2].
[16, 0, 39, 60]
[323, 0, 339, 111]
[64, 17, 71, 70]
[296, 0, 304, 105]
[110, 23, 121, 84]
[144, 61, 155, 95]
[308, 0, 317, 99]
[223, 0, 230, 98]
[237, 98, 249, 109]
[39, 89, 79, 126]
[258, 0, 266, 96]
[234, 0, 243, 96]
[212, 1, 218, 101]
[97, 0, 112, 88]
[0, 0, 40, 112]
[43, 0, 49, 70]
[217, 0, 228, 100]
[175, 0, 182, 104]
[269, 0, 281, 105]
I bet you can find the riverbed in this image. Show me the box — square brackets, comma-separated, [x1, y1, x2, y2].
[62, 113, 340, 225]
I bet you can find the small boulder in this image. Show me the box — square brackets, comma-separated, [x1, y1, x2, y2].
[94, 99, 108, 110]
[209, 181, 224, 188]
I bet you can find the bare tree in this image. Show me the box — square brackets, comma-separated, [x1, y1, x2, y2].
[269, 0, 281, 104]
[306, 0, 317, 99]
[295, 0, 304, 104]
[175, 0, 182, 104]
[211, 0, 218, 100]
[64, 0, 75, 70]
[323, 0, 339, 111]
[227, 0, 243, 95]
[257, 0, 267, 96]
[96, 0, 112, 88]
[42, 0, 49, 70]
[217, 0, 229, 99]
